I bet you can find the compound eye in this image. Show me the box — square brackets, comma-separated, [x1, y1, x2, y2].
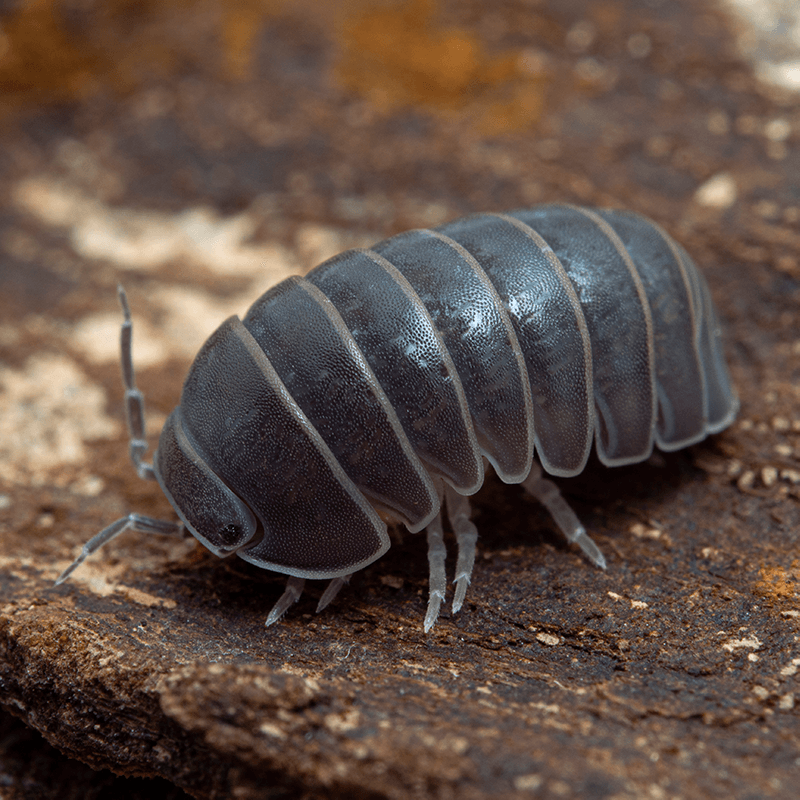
[218, 523, 245, 547]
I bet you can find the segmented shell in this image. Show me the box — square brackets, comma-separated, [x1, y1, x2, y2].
[154, 204, 738, 578]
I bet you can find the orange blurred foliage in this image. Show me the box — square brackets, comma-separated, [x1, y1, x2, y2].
[0, 0, 548, 135]
[335, 0, 548, 134]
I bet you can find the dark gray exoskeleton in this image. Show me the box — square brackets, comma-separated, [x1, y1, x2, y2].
[57, 205, 738, 631]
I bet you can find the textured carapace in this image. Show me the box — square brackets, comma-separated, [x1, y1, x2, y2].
[57, 204, 738, 630]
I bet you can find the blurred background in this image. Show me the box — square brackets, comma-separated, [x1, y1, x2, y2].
[1, 0, 797, 482]
[1, 1, 799, 798]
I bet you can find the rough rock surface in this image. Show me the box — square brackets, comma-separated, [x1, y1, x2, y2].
[1, 1, 798, 798]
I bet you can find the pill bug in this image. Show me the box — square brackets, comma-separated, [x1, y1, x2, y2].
[58, 204, 738, 631]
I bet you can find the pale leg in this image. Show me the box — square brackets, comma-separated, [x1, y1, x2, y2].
[522, 463, 607, 569]
[444, 484, 478, 614]
[316, 575, 352, 613]
[265, 577, 306, 626]
[423, 511, 447, 633]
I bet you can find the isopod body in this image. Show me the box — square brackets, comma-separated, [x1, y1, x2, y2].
[59, 204, 738, 630]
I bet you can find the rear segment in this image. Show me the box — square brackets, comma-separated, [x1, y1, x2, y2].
[508, 205, 658, 467]
[672, 240, 739, 433]
[596, 209, 738, 444]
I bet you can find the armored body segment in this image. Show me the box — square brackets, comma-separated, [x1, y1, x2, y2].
[178, 315, 390, 578]
[307, 249, 483, 494]
[436, 213, 594, 478]
[509, 205, 657, 466]
[372, 228, 534, 483]
[595, 209, 708, 448]
[243, 275, 438, 532]
[671, 241, 739, 432]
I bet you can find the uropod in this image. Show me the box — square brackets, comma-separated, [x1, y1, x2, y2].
[57, 204, 738, 631]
